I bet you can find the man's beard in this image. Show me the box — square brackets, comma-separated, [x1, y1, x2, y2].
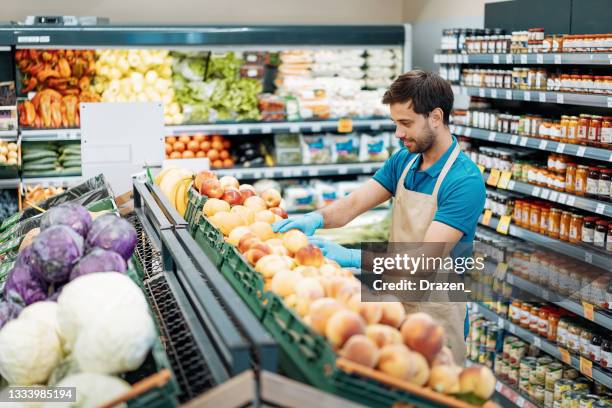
[408, 124, 436, 153]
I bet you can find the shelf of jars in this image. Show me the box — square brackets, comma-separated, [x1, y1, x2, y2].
[435, 53, 612, 66]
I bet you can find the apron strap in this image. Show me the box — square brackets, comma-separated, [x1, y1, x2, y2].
[432, 144, 461, 200]
[397, 153, 420, 190]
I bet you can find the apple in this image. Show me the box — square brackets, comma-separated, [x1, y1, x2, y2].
[227, 226, 252, 246]
[231, 205, 255, 225]
[238, 233, 261, 253]
[240, 189, 257, 202]
[194, 170, 217, 191]
[239, 184, 256, 192]
[244, 196, 267, 212]
[261, 188, 282, 208]
[282, 229, 309, 254]
[249, 221, 275, 241]
[244, 242, 273, 265]
[219, 176, 239, 190]
[222, 188, 243, 206]
[295, 244, 324, 268]
[255, 210, 276, 224]
[269, 206, 288, 219]
[210, 211, 244, 236]
[200, 178, 224, 199]
[202, 198, 230, 217]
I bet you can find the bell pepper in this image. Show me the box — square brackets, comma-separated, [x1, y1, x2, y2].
[18, 59, 31, 71]
[65, 50, 74, 60]
[21, 77, 38, 93]
[81, 50, 94, 61]
[37, 67, 60, 83]
[39, 92, 53, 128]
[60, 103, 67, 128]
[57, 58, 71, 78]
[22, 101, 36, 126]
[51, 100, 62, 128]
[62, 95, 79, 128]
[75, 112, 80, 127]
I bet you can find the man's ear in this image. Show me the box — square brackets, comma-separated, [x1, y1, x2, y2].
[429, 107, 444, 128]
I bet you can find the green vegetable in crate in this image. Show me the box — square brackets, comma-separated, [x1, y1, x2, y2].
[46, 373, 131, 408]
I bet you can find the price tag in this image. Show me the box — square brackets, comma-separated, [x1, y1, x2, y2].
[363, 165, 373, 174]
[556, 143, 566, 153]
[493, 55, 500, 64]
[497, 171, 512, 189]
[577, 146, 586, 157]
[487, 168, 501, 186]
[337, 118, 353, 133]
[554, 54, 562, 64]
[558, 347, 571, 364]
[289, 125, 300, 133]
[311, 124, 322, 133]
[496, 215, 512, 235]
[549, 191, 559, 202]
[540, 189, 550, 200]
[472, 303, 479, 313]
[506, 273, 514, 284]
[557, 93, 564, 104]
[580, 356, 593, 378]
[479, 88, 486, 97]
[566, 195, 576, 206]
[596, 203, 605, 214]
[582, 301, 595, 321]
[535, 54, 543, 64]
[558, 194, 568, 204]
[488, 131, 497, 141]
[539, 92, 547, 102]
[534, 337, 542, 348]
[510, 135, 519, 145]
[506, 90, 512, 100]
[508, 180, 516, 190]
[308, 168, 318, 177]
[533, 187, 542, 197]
[338, 166, 348, 175]
[482, 209, 493, 226]
[291, 168, 302, 177]
[524, 91, 531, 101]
[506, 54, 513, 64]
[520, 54, 527, 64]
[539, 140, 548, 150]
[520, 137, 528, 147]
[262, 125, 272, 134]
[585, 252, 593, 264]
[242, 127, 250, 135]
[252, 171, 262, 179]
[465, 127, 472, 136]
[516, 397, 525, 408]
[477, 164, 485, 174]
[491, 89, 498, 98]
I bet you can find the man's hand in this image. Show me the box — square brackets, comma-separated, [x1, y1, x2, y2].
[309, 236, 361, 269]
[272, 212, 324, 236]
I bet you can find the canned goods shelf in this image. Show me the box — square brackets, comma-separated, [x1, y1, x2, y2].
[214, 162, 384, 180]
[435, 53, 612, 66]
[472, 302, 612, 389]
[450, 125, 612, 163]
[478, 214, 612, 272]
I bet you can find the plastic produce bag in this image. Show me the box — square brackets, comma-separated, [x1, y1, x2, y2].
[331, 134, 361, 164]
[283, 185, 317, 213]
[301, 135, 333, 165]
[312, 180, 338, 208]
[359, 133, 391, 162]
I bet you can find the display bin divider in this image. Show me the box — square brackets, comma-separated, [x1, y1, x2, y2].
[147, 181, 189, 229]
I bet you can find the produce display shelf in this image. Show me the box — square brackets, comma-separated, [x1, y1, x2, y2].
[478, 214, 612, 272]
[435, 52, 612, 66]
[0, 178, 19, 188]
[0, 130, 17, 140]
[166, 118, 395, 136]
[473, 302, 612, 389]
[465, 360, 540, 408]
[21, 176, 83, 186]
[483, 173, 612, 217]
[215, 162, 384, 180]
[0, 46, 10, 51]
[505, 271, 612, 331]
[20, 128, 81, 141]
[450, 124, 612, 163]
[451, 86, 612, 108]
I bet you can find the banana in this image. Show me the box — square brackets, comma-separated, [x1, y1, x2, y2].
[160, 168, 192, 204]
[155, 166, 178, 185]
[175, 178, 192, 216]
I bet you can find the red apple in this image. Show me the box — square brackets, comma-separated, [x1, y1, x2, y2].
[194, 170, 217, 191]
[219, 176, 239, 190]
[261, 188, 282, 208]
[239, 184, 256, 193]
[244, 242, 273, 265]
[222, 188, 243, 205]
[269, 206, 288, 219]
[200, 178, 224, 199]
[238, 233, 261, 253]
[295, 244, 324, 268]
[240, 188, 257, 202]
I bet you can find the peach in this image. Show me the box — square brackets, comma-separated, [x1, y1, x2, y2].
[295, 277, 324, 302]
[231, 205, 255, 225]
[320, 276, 351, 298]
[200, 178, 224, 199]
[408, 351, 430, 386]
[284, 294, 298, 309]
[244, 196, 267, 212]
[219, 175, 239, 190]
[282, 229, 309, 254]
[261, 188, 282, 208]
[400, 312, 445, 363]
[269, 206, 288, 219]
[254, 209, 276, 224]
[432, 347, 455, 367]
[265, 238, 283, 247]
[307, 297, 345, 335]
[270, 245, 289, 256]
[239, 183, 256, 192]
[428, 365, 461, 394]
[377, 344, 414, 381]
[226, 225, 252, 246]
[319, 263, 343, 278]
[335, 280, 360, 304]
[355, 301, 384, 325]
[294, 265, 320, 277]
[237, 233, 261, 253]
[222, 188, 243, 205]
[280, 256, 296, 269]
[203, 198, 230, 217]
[379, 302, 406, 328]
[270, 269, 302, 298]
[255, 255, 288, 279]
[459, 365, 496, 400]
[365, 324, 403, 348]
[340, 335, 380, 368]
[210, 211, 244, 236]
[325, 309, 366, 349]
[244, 242, 273, 265]
[194, 171, 217, 191]
[249, 221, 275, 241]
[295, 244, 324, 268]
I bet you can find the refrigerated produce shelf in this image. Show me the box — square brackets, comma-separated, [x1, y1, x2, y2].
[473, 302, 612, 389]
[0, 130, 17, 141]
[484, 173, 612, 217]
[215, 162, 383, 180]
[435, 53, 612, 66]
[20, 128, 81, 141]
[21, 176, 83, 187]
[0, 178, 19, 188]
[450, 125, 612, 163]
[451, 86, 612, 108]
[478, 214, 612, 272]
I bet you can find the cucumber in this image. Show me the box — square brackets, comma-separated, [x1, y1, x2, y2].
[23, 157, 57, 166]
[62, 160, 81, 168]
[22, 163, 57, 172]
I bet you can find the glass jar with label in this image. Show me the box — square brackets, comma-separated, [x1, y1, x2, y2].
[599, 169, 611, 201]
[530, 204, 541, 232]
[591, 331, 602, 363]
[520, 303, 532, 328]
[607, 223, 612, 252]
[580, 327, 593, 358]
[578, 115, 591, 145]
[567, 116, 579, 143]
[548, 311, 560, 342]
[601, 116, 612, 148]
[586, 167, 601, 198]
[594, 220, 608, 248]
[565, 163, 577, 193]
[557, 317, 569, 347]
[529, 306, 540, 333]
[567, 322, 582, 354]
[601, 338, 612, 370]
[575, 165, 589, 196]
[538, 308, 550, 338]
[582, 217, 597, 244]
[540, 206, 550, 234]
[588, 116, 602, 146]
[549, 208, 561, 238]
[569, 214, 583, 244]
[559, 211, 572, 241]
[521, 202, 531, 227]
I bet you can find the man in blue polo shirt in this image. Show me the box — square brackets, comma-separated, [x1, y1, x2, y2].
[273, 70, 485, 363]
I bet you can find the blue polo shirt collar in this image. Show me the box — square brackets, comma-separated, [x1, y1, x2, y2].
[409, 136, 458, 178]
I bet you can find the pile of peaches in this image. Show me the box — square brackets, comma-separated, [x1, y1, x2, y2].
[166, 133, 234, 168]
[195, 170, 495, 402]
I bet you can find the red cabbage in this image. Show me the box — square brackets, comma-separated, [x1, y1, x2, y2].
[0, 301, 23, 330]
[3, 264, 48, 306]
[86, 214, 137, 260]
[70, 248, 127, 280]
[31, 225, 84, 284]
[41, 203, 92, 237]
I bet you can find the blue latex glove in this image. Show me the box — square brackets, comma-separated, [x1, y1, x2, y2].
[308, 236, 361, 269]
[272, 212, 324, 236]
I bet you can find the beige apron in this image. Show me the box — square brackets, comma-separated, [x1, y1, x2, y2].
[389, 144, 467, 364]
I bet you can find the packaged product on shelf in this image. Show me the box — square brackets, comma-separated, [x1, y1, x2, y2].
[258, 93, 286, 121]
[283, 184, 317, 212]
[235, 140, 264, 168]
[273, 133, 302, 165]
[23, 185, 65, 207]
[311, 180, 338, 208]
[359, 133, 390, 162]
[301, 134, 333, 164]
[331, 134, 360, 163]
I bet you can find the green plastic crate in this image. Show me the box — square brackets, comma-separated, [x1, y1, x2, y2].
[192, 213, 227, 267]
[184, 187, 205, 235]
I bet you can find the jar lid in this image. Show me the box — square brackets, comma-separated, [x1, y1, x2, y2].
[596, 220, 608, 226]
[571, 214, 583, 219]
[578, 165, 590, 169]
[584, 217, 598, 222]
[589, 166, 601, 172]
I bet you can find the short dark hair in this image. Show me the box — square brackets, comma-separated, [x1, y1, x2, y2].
[382, 70, 454, 125]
